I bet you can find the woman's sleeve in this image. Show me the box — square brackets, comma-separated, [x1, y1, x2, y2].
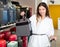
[29, 14, 35, 21]
[48, 19, 54, 37]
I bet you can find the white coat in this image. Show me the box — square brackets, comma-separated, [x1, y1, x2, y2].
[28, 15, 54, 47]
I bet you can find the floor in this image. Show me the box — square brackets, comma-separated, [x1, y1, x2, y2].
[52, 29, 60, 47]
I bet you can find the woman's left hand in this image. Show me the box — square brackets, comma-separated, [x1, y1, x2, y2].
[50, 36, 57, 41]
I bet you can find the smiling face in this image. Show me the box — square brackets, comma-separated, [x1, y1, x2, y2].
[39, 6, 46, 17]
[37, 2, 50, 18]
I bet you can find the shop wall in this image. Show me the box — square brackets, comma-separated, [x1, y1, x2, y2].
[12, 0, 35, 14]
[12, 0, 42, 14]
[49, 5, 60, 29]
[48, 0, 60, 4]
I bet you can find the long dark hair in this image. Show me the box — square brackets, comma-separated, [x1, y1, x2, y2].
[37, 2, 50, 18]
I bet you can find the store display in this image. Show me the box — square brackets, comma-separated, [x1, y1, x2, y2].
[0, 8, 3, 26]
[9, 34, 17, 41]
[8, 4, 16, 24]
[16, 19, 31, 36]
[10, 27, 16, 32]
[0, 4, 9, 26]
[0, 33, 5, 39]
[8, 7, 14, 23]
[17, 37, 23, 47]
[13, 5, 16, 23]
[2, 6, 9, 25]
[16, 6, 20, 21]
[4, 31, 11, 41]
[0, 40, 6, 47]
[10, 27, 16, 34]
[0, 0, 12, 5]
[0, 0, 7, 4]
[11, 1, 21, 6]
[20, 7, 31, 19]
[7, 41, 18, 47]
[21, 36, 28, 47]
[0, 2, 4, 26]
[0, 0, 32, 47]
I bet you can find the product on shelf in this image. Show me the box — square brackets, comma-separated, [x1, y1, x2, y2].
[9, 34, 17, 41]
[8, 4, 16, 24]
[16, 18, 31, 36]
[4, 30, 11, 41]
[7, 41, 18, 47]
[2, 5, 9, 25]
[21, 36, 28, 47]
[0, 33, 5, 39]
[0, 40, 6, 47]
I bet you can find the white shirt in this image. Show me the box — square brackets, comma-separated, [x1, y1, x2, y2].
[29, 14, 54, 37]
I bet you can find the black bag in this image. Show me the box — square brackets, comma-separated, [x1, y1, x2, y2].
[16, 19, 31, 36]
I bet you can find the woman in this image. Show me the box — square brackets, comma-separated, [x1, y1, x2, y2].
[28, 2, 56, 47]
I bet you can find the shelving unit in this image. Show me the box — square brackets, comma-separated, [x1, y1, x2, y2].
[0, 23, 16, 32]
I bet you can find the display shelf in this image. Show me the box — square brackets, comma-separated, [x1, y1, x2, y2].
[0, 23, 16, 32]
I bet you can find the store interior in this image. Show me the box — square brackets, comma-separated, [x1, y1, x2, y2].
[0, 0, 60, 47]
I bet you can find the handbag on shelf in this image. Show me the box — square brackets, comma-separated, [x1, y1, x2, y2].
[16, 18, 31, 36]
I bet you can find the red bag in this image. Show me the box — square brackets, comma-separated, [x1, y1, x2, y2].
[10, 27, 16, 34]
[9, 34, 17, 41]
[0, 33, 5, 39]
[0, 40, 6, 47]
[4, 31, 11, 41]
[10, 27, 16, 32]
[21, 36, 28, 47]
